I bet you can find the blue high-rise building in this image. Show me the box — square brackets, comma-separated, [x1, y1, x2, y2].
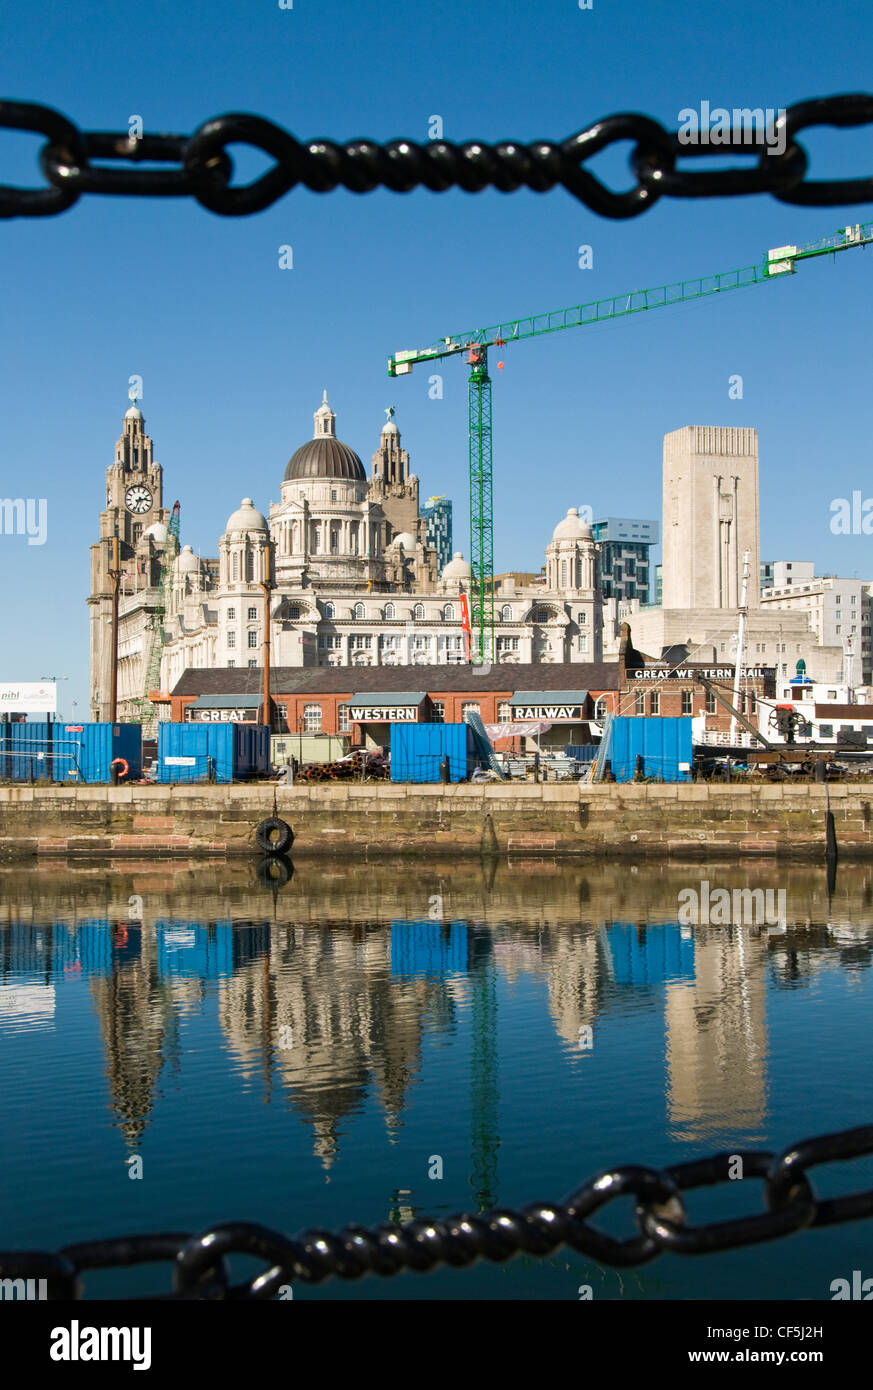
[422, 496, 453, 573]
[591, 517, 659, 602]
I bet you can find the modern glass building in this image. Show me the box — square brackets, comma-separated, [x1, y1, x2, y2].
[591, 517, 659, 602]
[422, 496, 453, 573]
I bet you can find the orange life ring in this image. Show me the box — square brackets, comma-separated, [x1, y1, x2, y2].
[110, 757, 129, 780]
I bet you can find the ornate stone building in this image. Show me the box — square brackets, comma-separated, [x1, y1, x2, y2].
[89, 395, 604, 720]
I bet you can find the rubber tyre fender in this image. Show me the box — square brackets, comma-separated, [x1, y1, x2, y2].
[255, 816, 294, 855]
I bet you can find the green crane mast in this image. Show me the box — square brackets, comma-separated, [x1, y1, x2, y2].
[132, 500, 181, 737]
[389, 220, 873, 666]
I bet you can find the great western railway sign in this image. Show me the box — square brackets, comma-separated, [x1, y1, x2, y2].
[513, 704, 584, 720]
[633, 667, 775, 680]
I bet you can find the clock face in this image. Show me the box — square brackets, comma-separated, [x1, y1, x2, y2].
[125, 484, 152, 515]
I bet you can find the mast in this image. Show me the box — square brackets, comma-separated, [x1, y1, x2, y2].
[730, 550, 750, 745]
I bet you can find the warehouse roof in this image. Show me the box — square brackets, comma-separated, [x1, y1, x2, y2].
[171, 661, 622, 697]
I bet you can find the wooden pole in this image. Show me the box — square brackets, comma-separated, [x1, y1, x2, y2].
[109, 535, 121, 725]
[260, 543, 273, 732]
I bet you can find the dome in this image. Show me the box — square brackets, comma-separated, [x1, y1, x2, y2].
[552, 507, 593, 541]
[382, 421, 399, 434]
[225, 497, 268, 533]
[125, 404, 143, 420]
[441, 551, 471, 580]
[175, 544, 199, 573]
[389, 531, 417, 551]
[142, 521, 167, 543]
[284, 437, 366, 483]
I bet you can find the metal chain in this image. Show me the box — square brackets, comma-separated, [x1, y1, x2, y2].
[1, 94, 873, 220]
[2, 1123, 870, 1298]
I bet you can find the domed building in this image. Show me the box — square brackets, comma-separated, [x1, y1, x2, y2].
[90, 394, 604, 721]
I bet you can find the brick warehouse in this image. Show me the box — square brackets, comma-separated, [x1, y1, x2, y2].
[165, 627, 777, 752]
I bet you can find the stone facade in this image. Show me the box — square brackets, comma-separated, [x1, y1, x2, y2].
[88, 395, 603, 718]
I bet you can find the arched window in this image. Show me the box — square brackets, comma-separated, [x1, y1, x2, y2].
[245, 550, 254, 583]
[595, 697, 609, 720]
[560, 560, 567, 588]
[413, 603, 424, 620]
[443, 603, 454, 621]
[232, 551, 240, 581]
[323, 601, 335, 620]
[353, 602, 365, 620]
[384, 602, 395, 619]
[500, 605, 512, 621]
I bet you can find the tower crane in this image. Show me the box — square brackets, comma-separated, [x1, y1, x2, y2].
[132, 500, 181, 737]
[389, 220, 873, 665]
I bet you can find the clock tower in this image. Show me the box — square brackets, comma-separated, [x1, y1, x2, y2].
[88, 399, 170, 721]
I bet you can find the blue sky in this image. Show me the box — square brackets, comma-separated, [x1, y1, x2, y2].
[1, 0, 872, 715]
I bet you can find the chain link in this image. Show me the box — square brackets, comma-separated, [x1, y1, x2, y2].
[1, 94, 872, 220]
[1, 1123, 870, 1297]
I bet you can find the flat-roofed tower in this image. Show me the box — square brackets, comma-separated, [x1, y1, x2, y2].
[662, 426, 760, 610]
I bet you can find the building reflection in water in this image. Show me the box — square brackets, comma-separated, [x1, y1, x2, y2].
[1, 859, 871, 1194]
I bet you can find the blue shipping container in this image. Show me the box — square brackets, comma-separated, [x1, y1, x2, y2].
[157, 722, 270, 782]
[0, 722, 142, 783]
[390, 722, 477, 782]
[606, 717, 693, 783]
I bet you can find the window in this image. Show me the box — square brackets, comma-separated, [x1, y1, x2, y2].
[635, 692, 645, 716]
[461, 702, 480, 719]
[330, 527, 339, 554]
[227, 632, 236, 648]
[500, 605, 512, 621]
[227, 659, 235, 667]
[705, 691, 717, 714]
[443, 604, 454, 621]
[414, 603, 424, 620]
[304, 703, 322, 732]
[578, 635, 588, 653]
[498, 701, 512, 721]
[431, 701, 445, 723]
[353, 602, 365, 620]
[323, 602, 334, 620]
[577, 611, 587, 624]
[338, 704, 351, 732]
[828, 690, 837, 700]
[351, 634, 372, 650]
[227, 607, 235, 620]
[681, 691, 692, 715]
[498, 636, 519, 652]
[248, 659, 257, 668]
[331, 489, 337, 501]
[287, 603, 302, 621]
[232, 553, 240, 581]
[246, 606, 257, 620]
[818, 724, 833, 739]
[133, 523, 142, 543]
[384, 602, 395, 620]
[595, 697, 608, 719]
[247, 631, 258, 648]
[649, 691, 660, 715]
[533, 608, 551, 623]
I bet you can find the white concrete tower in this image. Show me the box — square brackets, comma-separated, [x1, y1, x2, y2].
[662, 426, 761, 611]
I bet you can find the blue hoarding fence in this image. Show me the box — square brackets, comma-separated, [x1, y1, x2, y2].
[157, 723, 270, 783]
[604, 717, 693, 783]
[391, 723, 478, 782]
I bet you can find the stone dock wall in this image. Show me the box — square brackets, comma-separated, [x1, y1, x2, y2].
[0, 782, 871, 859]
